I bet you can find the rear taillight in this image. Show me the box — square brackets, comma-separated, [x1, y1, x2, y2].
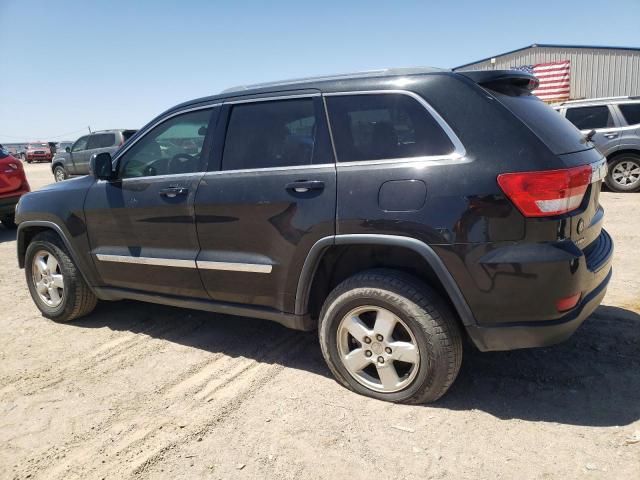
[497, 165, 592, 217]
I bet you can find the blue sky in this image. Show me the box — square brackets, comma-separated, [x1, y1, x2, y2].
[1, 0, 639, 143]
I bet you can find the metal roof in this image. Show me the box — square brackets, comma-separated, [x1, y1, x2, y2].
[454, 43, 640, 70]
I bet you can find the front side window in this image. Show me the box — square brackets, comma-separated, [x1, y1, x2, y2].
[222, 98, 316, 170]
[87, 133, 116, 150]
[565, 106, 614, 130]
[71, 136, 89, 152]
[119, 109, 212, 178]
[619, 103, 640, 126]
[326, 93, 454, 162]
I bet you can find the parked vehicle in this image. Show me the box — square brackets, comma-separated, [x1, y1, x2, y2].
[51, 130, 136, 181]
[554, 96, 640, 192]
[16, 67, 613, 403]
[25, 142, 52, 163]
[0, 146, 30, 228]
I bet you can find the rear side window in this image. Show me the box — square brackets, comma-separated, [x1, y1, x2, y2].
[87, 133, 116, 149]
[222, 98, 317, 170]
[325, 94, 454, 162]
[565, 106, 614, 130]
[619, 103, 640, 126]
[489, 92, 591, 155]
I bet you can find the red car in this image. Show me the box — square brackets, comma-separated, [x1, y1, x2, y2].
[0, 146, 30, 229]
[25, 142, 52, 163]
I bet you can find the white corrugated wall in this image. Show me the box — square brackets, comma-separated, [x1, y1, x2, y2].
[454, 46, 640, 100]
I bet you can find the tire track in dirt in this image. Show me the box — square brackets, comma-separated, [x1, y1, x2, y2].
[19, 325, 312, 480]
[1, 315, 208, 396]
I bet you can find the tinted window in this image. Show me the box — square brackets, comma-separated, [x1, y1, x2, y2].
[120, 109, 211, 178]
[87, 133, 116, 150]
[565, 106, 614, 130]
[619, 103, 640, 126]
[71, 136, 89, 152]
[325, 94, 454, 162]
[222, 98, 316, 170]
[490, 93, 591, 154]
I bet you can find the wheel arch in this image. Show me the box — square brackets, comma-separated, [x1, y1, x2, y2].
[17, 221, 99, 296]
[295, 234, 476, 327]
[606, 148, 640, 162]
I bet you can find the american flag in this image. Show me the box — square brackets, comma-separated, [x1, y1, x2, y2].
[511, 60, 571, 102]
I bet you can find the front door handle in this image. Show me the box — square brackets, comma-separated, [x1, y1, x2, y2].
[159, 186, 189, 198]
[285, 180, 325, 193]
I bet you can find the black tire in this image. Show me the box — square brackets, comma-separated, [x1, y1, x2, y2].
[1, 214, 17, 229]
[25, 231, 97, 322]
[319, 269, 462, 404]
[53, 165, 68, 182]
[26, 159, 32, 164]
[605, 154, 640, 193]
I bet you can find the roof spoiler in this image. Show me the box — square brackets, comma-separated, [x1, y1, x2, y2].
[459, 70, 539, 95]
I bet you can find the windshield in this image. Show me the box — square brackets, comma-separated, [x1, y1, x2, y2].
[28, 143, 48, 149]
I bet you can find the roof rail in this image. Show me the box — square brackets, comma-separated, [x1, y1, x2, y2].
[220, 66, 446, 94]
[559, 96, 631, 105]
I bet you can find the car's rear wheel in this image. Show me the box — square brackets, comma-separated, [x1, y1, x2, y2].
[319, 269, 462, 404]
[53, 165, 68, 182]
[1, 215, 17, 229]
[25, 231, 97, 322]
[606, 154, 640, 192]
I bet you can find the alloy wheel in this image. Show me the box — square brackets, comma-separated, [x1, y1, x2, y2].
[337, 305, 420, 393]
[611, 160, 640, 188]
[31, 250, 64, 307]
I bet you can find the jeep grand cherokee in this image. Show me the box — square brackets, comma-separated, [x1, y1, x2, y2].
[15, 67, 613, 403]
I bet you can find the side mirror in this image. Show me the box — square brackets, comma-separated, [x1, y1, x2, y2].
[65, 147, 71, 153]
[90, 152, 115, 180]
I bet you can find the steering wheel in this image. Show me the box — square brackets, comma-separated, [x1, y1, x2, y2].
[168, 153, 198, 174]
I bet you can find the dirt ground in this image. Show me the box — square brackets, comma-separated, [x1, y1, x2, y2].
[1, 162, 639, 480]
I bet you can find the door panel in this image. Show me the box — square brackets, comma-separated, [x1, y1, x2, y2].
[84, 106, 218, 298]
[194, 94, 336, 312]
[85, 174, 207, 297]
[195, 166, 335, 310]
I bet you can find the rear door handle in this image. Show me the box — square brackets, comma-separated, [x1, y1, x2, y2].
[603, 133, 619, 139]
[285, 180, 325, 193]
[159, 186, 189, 198]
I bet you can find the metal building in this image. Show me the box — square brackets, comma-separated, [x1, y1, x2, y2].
[453, 44, 640, 101]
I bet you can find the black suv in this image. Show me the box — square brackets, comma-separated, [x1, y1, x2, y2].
[15, 68, 613, 403]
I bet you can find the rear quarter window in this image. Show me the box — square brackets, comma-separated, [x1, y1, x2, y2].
[325, 93, 455, 162]
[491, 92, 591, 155]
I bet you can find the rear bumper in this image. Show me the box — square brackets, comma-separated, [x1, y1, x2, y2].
[463, 228, 614, 351]
[466, 267, 611, 351]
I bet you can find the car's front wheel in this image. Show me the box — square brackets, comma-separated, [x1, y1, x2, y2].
[53, 165, 68, 182]
[25, 231, 97, 322]
[319, 269, 462, 404]
[606, 154, 640, 192]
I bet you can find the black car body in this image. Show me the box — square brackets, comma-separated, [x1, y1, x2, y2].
[15, 67, 613, 402]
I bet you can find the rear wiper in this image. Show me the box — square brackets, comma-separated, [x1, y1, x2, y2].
[585, 129, 597, 143]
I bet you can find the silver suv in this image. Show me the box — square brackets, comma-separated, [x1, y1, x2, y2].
[51, 129, 136, 182]
[554, 96, 640, 192]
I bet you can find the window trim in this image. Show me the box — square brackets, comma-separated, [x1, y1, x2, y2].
[323, 89, 466, 165]
[111, 104, 221, 180]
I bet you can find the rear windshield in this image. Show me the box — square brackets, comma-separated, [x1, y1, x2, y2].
[490, 92, 592, 155]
